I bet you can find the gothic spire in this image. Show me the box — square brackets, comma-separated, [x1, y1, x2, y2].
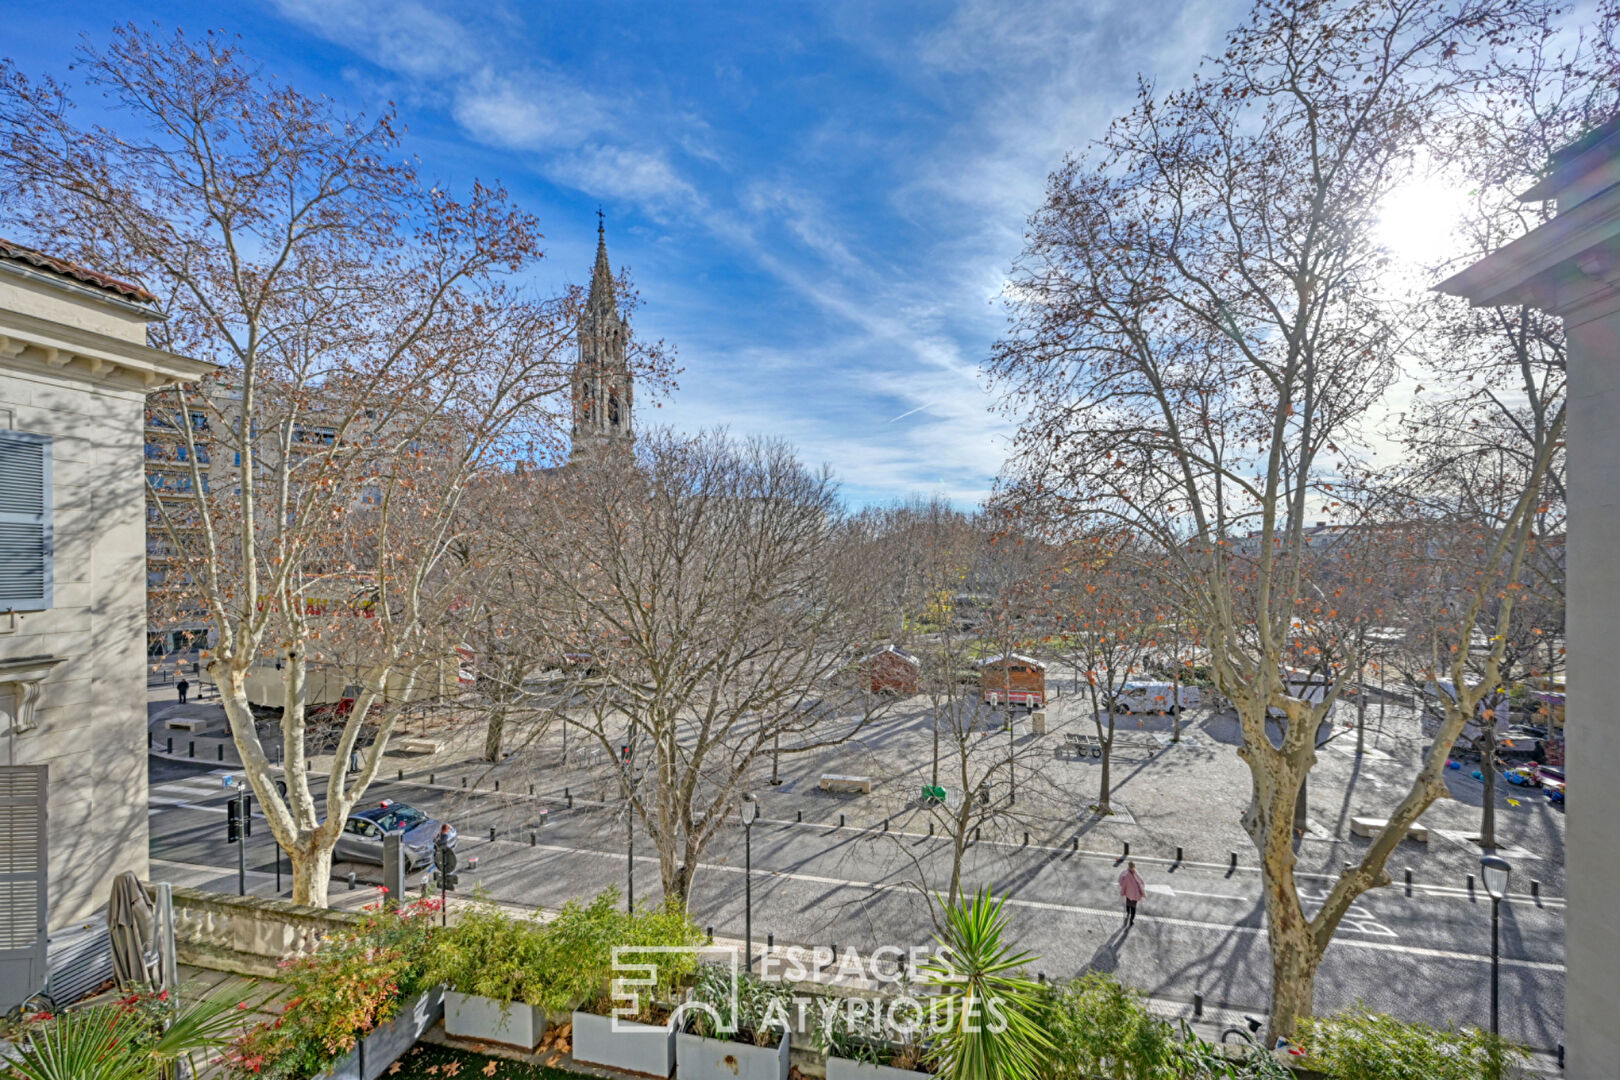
[586, 211, 618, 323]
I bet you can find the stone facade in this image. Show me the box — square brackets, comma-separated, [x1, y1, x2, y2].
[569, 221, 636, 464]
[1438, 116, 1620, 1080]
[0, 242, 211, 928]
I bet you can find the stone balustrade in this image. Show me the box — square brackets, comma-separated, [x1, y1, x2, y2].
[164, 885, 365, 978]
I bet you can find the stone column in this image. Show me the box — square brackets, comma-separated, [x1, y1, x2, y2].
[1439, 116, 1620, 1079]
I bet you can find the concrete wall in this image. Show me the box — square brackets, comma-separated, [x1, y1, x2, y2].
[1560, 304, 1620, 1078]
[0, 353, 153, 929]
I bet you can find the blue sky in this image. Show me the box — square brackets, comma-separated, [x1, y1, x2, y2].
[8, 1, 1244, 506]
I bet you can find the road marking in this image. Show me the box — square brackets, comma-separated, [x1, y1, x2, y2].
[485, 837, 1562, 971]
[1146, 883, 1245, 901]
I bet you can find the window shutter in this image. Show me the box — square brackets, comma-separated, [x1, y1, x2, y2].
[0, 765, 48, 1013]
[0, 432, 52, 611]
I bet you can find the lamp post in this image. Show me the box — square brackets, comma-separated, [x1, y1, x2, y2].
[1480, 854, 1511, 1049]
[741, 797, 760, 968]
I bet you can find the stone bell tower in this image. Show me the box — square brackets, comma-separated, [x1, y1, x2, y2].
[569, 215, 635, 464]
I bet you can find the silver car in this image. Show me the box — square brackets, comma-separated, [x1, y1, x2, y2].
[334, 800, 456, 872]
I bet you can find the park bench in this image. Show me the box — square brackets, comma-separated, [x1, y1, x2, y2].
[393, 737, 443, 755]
[165, 717, 214, 733]
[1349, 816, 1428, 843]
[920, 785, 947, 806]
[819, 773, 872, 794]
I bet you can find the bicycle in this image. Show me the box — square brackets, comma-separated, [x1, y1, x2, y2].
[1220, 1014, 1268, 1048]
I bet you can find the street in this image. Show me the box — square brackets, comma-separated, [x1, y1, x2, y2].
[149, 756, 1565, 1053]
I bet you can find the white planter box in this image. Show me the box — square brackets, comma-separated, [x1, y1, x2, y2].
[359, 987, 444, 1080]
[312, 1048, 360, 1080]
[676, 1029, 790, 1080]
[827, 1056, 932, 1080]
[571, 1009, 677, 1078]
[445, 990, 547, 1050]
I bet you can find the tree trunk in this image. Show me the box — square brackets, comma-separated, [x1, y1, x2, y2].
[291, 838, 334, 907]
[1266, 923, 1320, 1043]
[1480, 733, 1497, 849]
[1098, 730, 1113, 814]
[483, 705, 506, 763]
[1355, 659, 1367, 756]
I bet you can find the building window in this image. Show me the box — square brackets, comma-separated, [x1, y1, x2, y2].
[0, 431, 53, 611]
[608, 393, 620, 426]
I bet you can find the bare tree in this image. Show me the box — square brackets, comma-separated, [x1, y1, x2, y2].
[503, 429, 886, 909]
[0, 28, 674, 904]
[988, 0, 1560, 1036]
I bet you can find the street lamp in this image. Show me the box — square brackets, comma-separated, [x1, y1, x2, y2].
[741, 797, 760, 968]
[1480, 854, 1511, 1043]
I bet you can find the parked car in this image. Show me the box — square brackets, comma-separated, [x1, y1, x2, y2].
[1533, 763, 1566, 802]
[334, 800, 457, 871]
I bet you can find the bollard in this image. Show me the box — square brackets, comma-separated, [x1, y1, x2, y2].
[768, 932, 775, 950]
[530, 783, 535, 795]
[707, 926, 714, 943]
[1037, 971, 1046, 984]
[188, 740, 195, 759]
[1229, 851, 1238, 870]
[1175, 846, 1183, 863]
[495, 780, 500, 792]
[167, 737, 173, 754]
[1531, 879, 1541, 898]
[796, 810, 803, 823]
[347, 871, 357, 891]
[1072, 837, 1078, 851]
[1467, 873, 1476, 891]
[1193, 991, 1204, 1019]
[566, 786, 571, 799]
[398, 769, 404, 781]
[928, 822, 934, 836]
[429, 773, 435, 785]
[1023, 831, 1030, 846]
[1123, 841, 1130, 857]
[839, 813, 845, 828]
[883, 819, 889, 832]
[831, 943, 839, 963]
[1558, 1043, 1564, 1069]
[1404, 866, 1413, 888]
[973, 826, 981, 843]
[461, 776, 467, 789]
[568, 793, 574, 809]
[530, 832, 537, 846]
[489, 827, 496, 842]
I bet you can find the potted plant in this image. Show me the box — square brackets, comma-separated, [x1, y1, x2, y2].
[226, 897, 443, 1080]
[919, 889, 1051, 1080]
[569, 893, 704, 1079]
[818, 988, 935, 1080]
[4, 984, 248, 1080]
[675, 967, 793, 1080]
[425, 900, 550, 1049]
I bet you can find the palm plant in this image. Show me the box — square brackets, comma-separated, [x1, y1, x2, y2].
[920, 888, 1052, 1080]
[4, 984, 249, 1080]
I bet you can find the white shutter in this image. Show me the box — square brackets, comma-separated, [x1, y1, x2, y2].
[0, 765, 48, 1012]
[0, 432, 52, 611]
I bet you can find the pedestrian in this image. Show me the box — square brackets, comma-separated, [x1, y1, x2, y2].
[176, 677, 189, 705]
[1119, 860, 1145, 926]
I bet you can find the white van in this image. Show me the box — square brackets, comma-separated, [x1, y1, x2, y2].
[1115, 682, 1202, 714]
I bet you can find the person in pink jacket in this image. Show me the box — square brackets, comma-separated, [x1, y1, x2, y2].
[1119, 861, 1146, 926]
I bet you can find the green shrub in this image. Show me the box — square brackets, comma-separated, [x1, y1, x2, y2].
[684, 967, 793, 1047]
[226, 897, 441, 1080]
[1299, 1008, 1530, 1080]
[1035, 973, 1181, 1080]
[422, 899, 549, 1008]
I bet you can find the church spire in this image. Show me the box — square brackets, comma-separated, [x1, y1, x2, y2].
[587, 209, 617, 322]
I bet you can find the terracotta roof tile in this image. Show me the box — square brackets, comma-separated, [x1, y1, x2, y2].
[0, 238, 158, 304]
